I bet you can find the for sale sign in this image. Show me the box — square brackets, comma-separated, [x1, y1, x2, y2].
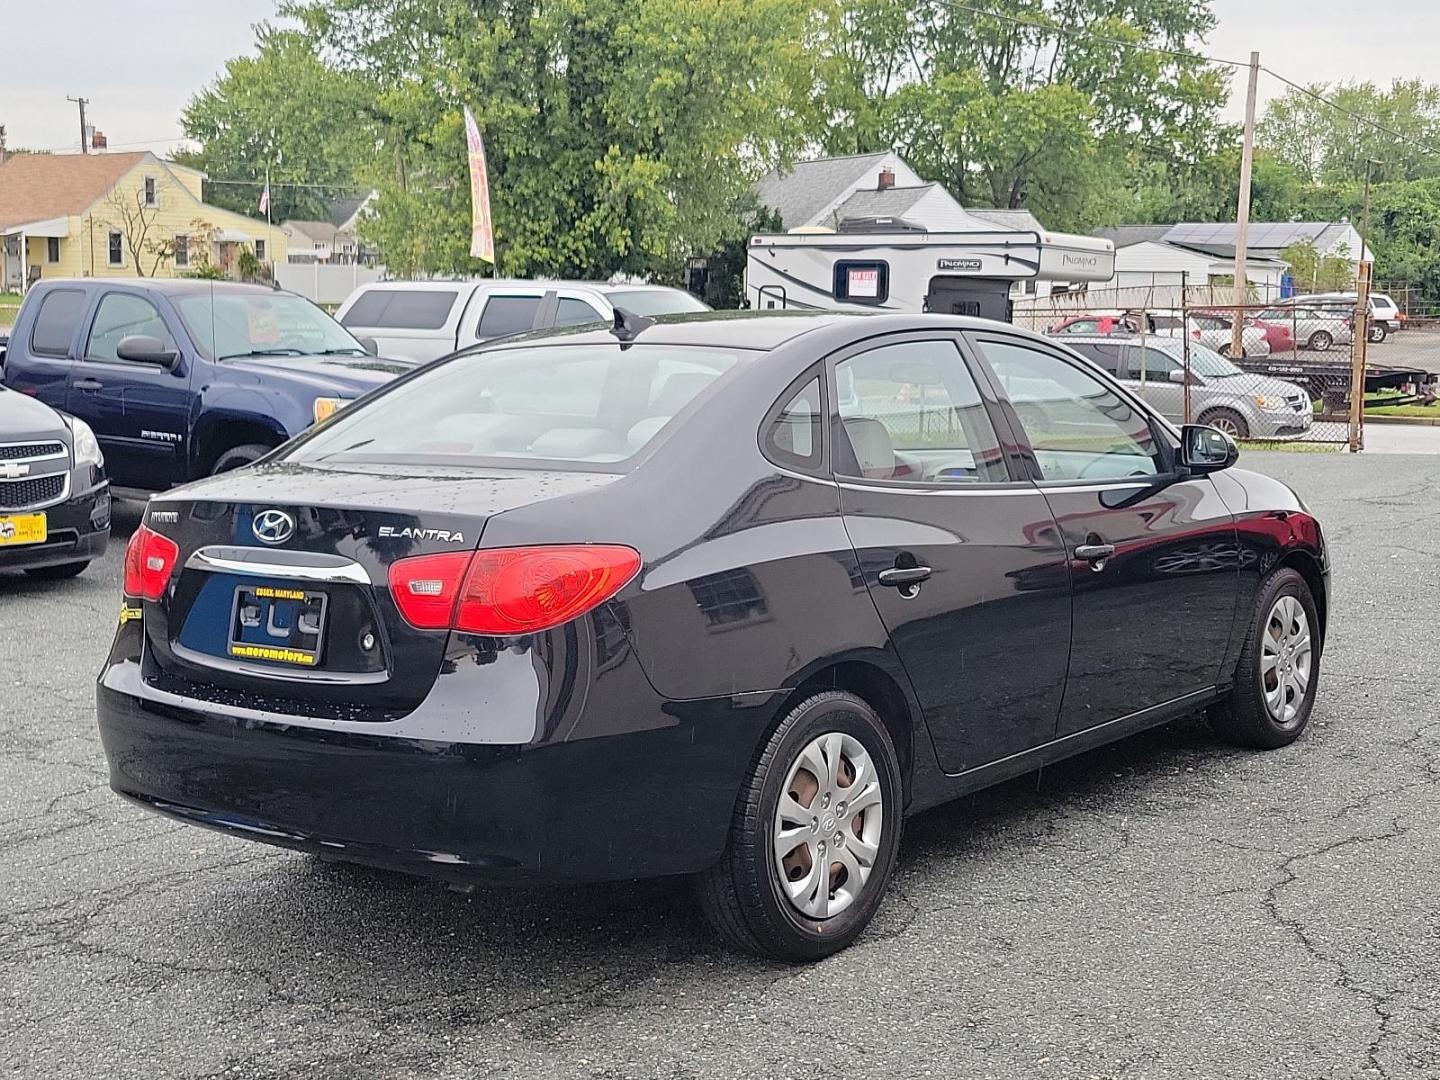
[848, 267, 880, 298]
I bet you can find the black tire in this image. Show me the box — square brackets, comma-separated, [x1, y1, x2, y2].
[210, 443, 274, 475]
[1198, 407, 1249, 439]
[1209, 567, 1321, 749]
[696, 690, 904, 961]
[1307, 330, 1333, 351]
[23, 561, 89, 580]
[1369, 323, 1388, 344]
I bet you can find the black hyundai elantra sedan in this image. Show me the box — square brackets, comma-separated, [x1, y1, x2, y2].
[97, 311, 1328, 960]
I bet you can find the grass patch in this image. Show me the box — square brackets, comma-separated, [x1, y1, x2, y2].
[1237, 440, 1343, 453]
[1365, 404, 1440, 418]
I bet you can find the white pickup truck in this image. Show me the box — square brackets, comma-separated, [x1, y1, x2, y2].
[335, 280, 710, 363]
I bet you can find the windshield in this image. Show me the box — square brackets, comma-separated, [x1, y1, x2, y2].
[288, 342, 746, 470]
[1178, 341, 1243, 378]
[174, 291, 365, 359]
[604, 289, 710, 317]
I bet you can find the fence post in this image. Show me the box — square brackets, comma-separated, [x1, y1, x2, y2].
[1348, 262, 1371, 452]
[1180, 271, 1192, 423]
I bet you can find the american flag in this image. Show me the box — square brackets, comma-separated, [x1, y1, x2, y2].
[258, 181, 270, 216]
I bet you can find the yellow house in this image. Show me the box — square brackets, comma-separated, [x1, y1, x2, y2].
[0, 151, 287, 291]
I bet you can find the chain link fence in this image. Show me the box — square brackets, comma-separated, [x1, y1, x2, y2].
[1014, 272, 1440, 446]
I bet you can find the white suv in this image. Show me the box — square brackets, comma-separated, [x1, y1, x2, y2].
[1295, 292, 1401, 343]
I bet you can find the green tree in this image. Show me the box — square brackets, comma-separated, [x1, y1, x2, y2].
[177, 24, 374, 222]
[811, 0, 1227, 230]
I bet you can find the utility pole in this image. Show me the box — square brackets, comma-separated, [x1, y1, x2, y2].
[1230, 51, 1260, 359]
[1349, 159, 1379, 453]
[67, 96, 90, 153]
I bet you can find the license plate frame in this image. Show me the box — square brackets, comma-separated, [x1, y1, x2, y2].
[227, 584, 328, 668]
[0, 512, 47, 547]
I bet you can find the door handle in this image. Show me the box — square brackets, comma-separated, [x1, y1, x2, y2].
[878, 565, 932, 587]
[74, 378, 104, 391]
[1075, 543, 1116, 563]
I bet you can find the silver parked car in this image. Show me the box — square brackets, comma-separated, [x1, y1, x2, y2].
[1255, 304, 1355, 352]
[1061, 335, 1314, 439]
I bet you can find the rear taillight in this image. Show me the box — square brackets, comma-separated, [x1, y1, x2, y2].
[123, 524, 180, 601]
[389, 545, 642, 635]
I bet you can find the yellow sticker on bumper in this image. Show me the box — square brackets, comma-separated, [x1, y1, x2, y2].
[227, 644, 319, 666]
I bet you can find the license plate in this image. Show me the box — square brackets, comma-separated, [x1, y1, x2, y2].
[227, 585, 328, 667]
[0, 512, 47, 547]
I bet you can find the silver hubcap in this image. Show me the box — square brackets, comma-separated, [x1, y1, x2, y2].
[1262, 595, 1312, 726]
[772, 733, 883, 919]
[1211, 415, 1241, 436]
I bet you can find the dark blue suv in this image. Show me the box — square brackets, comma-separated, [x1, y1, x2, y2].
[1, 279, 411, 491]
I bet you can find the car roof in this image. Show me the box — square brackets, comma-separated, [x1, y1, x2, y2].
[30, 277, 298, 299]
[480, 310, 1040, 353]
[1053, 332, 1179, 348]
[354, 279, 690, 296]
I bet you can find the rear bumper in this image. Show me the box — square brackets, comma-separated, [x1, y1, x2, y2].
[97, 658, 777, 884]
[0, 481, 109, 571]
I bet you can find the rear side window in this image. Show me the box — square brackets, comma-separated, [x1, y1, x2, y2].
[340, 289, 457, 330]
[29, 289, 88, 357]
[762, 373, 823, 472]
[475, 295, 541, 339]
[289, 343, 745, 470]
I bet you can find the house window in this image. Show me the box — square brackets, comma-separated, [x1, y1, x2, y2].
[173, 235, 188, 268]
[143, 176, 157, 206]
[46, 237, 60, 263]
[254, 239, 267, 262]
[107, 231, 124, 267]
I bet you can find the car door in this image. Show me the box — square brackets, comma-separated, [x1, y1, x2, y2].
[4, 286, 89, 410]
[967, 331, 1239, 736]
[831, 333, 1072, 773]
[1119, 342, 1188, 425]
[66, 289, 192, 489]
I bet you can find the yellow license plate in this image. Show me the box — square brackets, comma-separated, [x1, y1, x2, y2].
[0, 513, 47, 547]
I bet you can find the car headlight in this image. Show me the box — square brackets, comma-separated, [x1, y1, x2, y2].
[69, 417, 103, 467]
[312, 397, 350, 425]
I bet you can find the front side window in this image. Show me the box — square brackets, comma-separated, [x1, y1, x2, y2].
[87, 293, 176, 363]
[554, 297, 605, 327]
[1127, 346, 1180, 382]
[974, 337, 1162, 482]
[833, 339, 1007, 483]
[173, 292, 365, 360]
[29, 288, 88, 357]
[288, 343, 745, 470]
[475, 295, 542, 339]
[107, 231, 124, 267]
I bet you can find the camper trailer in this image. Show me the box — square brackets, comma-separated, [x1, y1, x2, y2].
[745, 219, 1115, 322]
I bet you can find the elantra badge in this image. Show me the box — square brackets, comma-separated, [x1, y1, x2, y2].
[252, 509, 296, 545]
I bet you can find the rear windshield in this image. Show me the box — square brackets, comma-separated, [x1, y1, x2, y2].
[287, 342, 747, 470]
[604, 289, 710, 317]
[340, 288, 458, 330]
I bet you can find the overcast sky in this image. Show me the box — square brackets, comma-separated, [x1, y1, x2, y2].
[2, 0, 1433, 154]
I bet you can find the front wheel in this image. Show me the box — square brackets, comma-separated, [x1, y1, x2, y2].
[210, 443, 275, 475]
[1307, 330, 1334, 351]
[696, 690, 904, 961]
[1209, 567, 1321, 749]
[1369, 323, 1388, 343]
[1199, 407, 1249, 439]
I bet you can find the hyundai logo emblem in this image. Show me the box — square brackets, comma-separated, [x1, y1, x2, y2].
[252, 509, 296, 545]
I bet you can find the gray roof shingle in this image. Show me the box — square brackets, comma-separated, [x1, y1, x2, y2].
[832, 184, 934, 223]
[754, 152, 892, 229]
[968, 207, 1046, 233]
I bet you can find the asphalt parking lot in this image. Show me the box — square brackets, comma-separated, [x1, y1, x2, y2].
[3, 451, 1438, 1080]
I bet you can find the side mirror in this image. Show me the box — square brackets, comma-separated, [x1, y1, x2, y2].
[1168, 368, 1187, 384]
[116, 334, 178, 367]
[357, 336, 379, 357]
[1179, 424, 1239, 472]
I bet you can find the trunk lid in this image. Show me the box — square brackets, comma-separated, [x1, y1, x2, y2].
[142, 461, 619, 718]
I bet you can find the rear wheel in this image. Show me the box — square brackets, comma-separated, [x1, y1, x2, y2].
[1307, 330, 1333, 351]
[696, 690, 903, 961]
[210, 443, 275, 475]
[1209, 567, 1320, 749]
[23, 561, 89, 580]
[1369, 322, 1388, 343]
[1199, 407, 1249, 439]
